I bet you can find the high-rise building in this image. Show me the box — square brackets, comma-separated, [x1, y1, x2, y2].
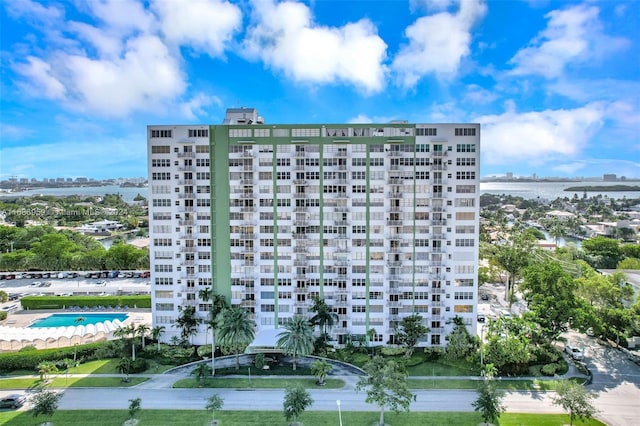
[147, 108, 480, 347]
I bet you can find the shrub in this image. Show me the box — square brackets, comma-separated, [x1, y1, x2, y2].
[0, 311, 7, 321]
[18, 345, 37, 352]
[380, 347, 405, 357]
[130, 358, 148, 373]
[20, 295, 151, 310]
[197, 345, 212, 359]
[254, 353, 265, 369]
[541, 363, 561, 376]
[0, 341, 106, 373]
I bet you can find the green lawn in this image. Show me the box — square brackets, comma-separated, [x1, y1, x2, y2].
[67, 359, 175, 374]
[173, 377, 344, 389]
[0, 410, 606, 426]
[0, 376, 147, 389]
[408, 377, 586, 391]
[406, 359, 479, 376]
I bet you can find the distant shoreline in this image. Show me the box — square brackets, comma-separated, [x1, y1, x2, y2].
[564, 185, 640, 192]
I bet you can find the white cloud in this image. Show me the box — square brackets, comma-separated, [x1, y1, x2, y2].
[14, 56, 66, 99]
[348, 114, 373, 124]
[477, 103, 605, 166]
[152, 0, 242, 57]
[62, 35, 186, 117]
[243, 0, 387, 93]
[179, 93, 221, 120]
[4, 0, 64, 23]
[83, 0, 154, 34]
[463, 84, 498, 105]
[509, 4, 629, 78]
[391, 0, 486, 87]
[0, 123, 35, 140]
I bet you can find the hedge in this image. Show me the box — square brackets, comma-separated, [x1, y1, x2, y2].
[20, 295, 151, 310]
[0, 311, 7, 321]
[0, 341, 107, 372]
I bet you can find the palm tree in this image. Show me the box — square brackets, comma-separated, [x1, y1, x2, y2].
[205, 294, 229, 375]
[309, 297, 338, 355]
[74, 316, 86, 361]
[36, 361, 58, 382]
[191, 362, 211, 386]
[136, 323, 151, 349]
[174, 305, 200, 347]
[217, 307, 255, 370]
[151, 325, 166, 351]
[309, 297, 338, 334]
[117, 357, 133, 382]
[310, 359, 332, 385]
[277, 316, 315, 371]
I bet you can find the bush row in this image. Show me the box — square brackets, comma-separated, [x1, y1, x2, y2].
[0, 341, 106, 372]
[20, 295, 151, 310]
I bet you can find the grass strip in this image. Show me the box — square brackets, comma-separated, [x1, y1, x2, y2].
[172, 377, 344, 389]
[0, 377, 147, 389]
[0, 410, 606, 426]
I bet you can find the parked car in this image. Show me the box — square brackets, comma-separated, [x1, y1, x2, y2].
[0, 394, 26, 409]
[565, 344, 584, 361]
[477, 314, 486, 323]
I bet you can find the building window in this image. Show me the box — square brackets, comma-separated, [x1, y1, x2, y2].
[456, 143, 476, 152]
[150, 129, 172, 138]
[416, 128, 437, 136]
[454, 128, 476, 136]
[189, 129, 208, 137]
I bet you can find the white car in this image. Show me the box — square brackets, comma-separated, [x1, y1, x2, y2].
[565, 344, 584, 361]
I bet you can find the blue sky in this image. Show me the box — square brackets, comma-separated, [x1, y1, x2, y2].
[1, 0, 638, 180]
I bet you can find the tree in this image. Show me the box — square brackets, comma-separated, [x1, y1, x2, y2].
[217, 306, 255, 370]
[472, 372, 505, 425]
[37, 361, 58, 382]
[582, 236, 623, 269]
[205, 293, 230, 375]
[151, 325, 166, 351]
[308, 297, 338, 353]
[283, 384, 313, 425]
[395, 313, 429, 357]
[482, 318, 533, 375]
[277, 316, 315, 371]
[31, 389, 62, 424]
[191, 362, 211, 386]
[174, 305, 200, 348]
[128, 397, 142, 420]
[205, 394, 224, 425]
[445, 316, 477, 361]
[491, 229, 537, 302]
[0, 290, 8, 303]
[355, 355, 413, 426]
[552, 380, 599, 426]
[73, 316, 86, 361]
[521, 260, 581, 340]
[118, 357, 133, 382]
[136, 323, 150, 349]
[310, 359, 332, 385]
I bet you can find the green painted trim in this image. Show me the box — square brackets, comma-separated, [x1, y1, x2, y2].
[212, 126, 231, 301]
[272, 147, 279, 326]
[208, 126, 216, 300]
[318, 144, 324, 298]
[364, 145, 370, 340]
[412, 145, 417, 312]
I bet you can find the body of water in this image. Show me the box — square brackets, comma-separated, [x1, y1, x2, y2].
[2, 182, 639, 203]
[29, 313, 129, 328]
[0, 185, 146, 203]
[480, 181, 640, 200]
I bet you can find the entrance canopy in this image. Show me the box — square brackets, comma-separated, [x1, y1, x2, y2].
[246, 328, 283, 354]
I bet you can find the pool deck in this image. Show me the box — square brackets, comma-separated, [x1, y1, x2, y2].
[3, 308, 151, 329]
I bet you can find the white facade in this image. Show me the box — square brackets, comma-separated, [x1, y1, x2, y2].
[147, 109, 480, 346]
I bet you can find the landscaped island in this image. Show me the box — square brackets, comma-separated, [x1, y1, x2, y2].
[564, 185, 640, 192]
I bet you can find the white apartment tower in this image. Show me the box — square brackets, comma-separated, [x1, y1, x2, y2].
[148, 108, 480, 347]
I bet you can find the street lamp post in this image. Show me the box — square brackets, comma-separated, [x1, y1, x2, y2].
[479, 324, 486, 374]
[336, 400, 343, 426]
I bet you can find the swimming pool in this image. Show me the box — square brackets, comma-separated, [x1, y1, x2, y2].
[29, 313, 129, 328]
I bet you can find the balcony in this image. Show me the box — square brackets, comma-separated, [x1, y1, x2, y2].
[388, 192, 403, 198]
[293, 179, 306, 185]
[179, 233, 194, 239]
[387, 260, 402, 267]
[241, 207, 256, 212]
[294, 192, 307, 199]
[180, 206, 195, 213]
[431, 220, 447, 226]
[387, 220, 402, 226]
[432, 151, 447, 157]
[179, 219, 194, 226]
[240, 233, 255, 240]
[241, 299, 256, 308]
[181, 260, 195, 266]
[178, 193, 195, 199]
[294, 246, 308, 253]
[178, 179, 194, 185]
[293, 287, 307, 293]
[432, 192, 444, 199]
[430, 164, 447, 171]
[177, 152, 195, 158]
[179, 166, 195, 172]
[181, 246, 195, 253]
